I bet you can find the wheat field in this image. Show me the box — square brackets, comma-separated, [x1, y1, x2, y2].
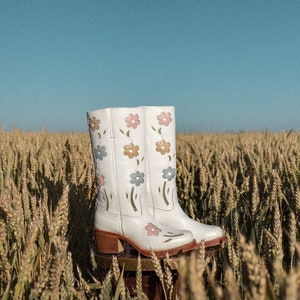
[0, 129, 300, 299]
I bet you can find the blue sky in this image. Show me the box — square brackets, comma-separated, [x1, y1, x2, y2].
[0, 1, 299, 133]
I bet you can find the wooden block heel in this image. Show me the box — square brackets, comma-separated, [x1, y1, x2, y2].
[94, 229, 125, 254]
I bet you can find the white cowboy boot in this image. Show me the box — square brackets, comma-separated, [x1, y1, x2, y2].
[145, 106, 226, 248]
[87, 107, 198, 258]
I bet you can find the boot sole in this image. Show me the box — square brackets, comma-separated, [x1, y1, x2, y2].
[94, 228, 199, 258]
[204, 235, 227, 249]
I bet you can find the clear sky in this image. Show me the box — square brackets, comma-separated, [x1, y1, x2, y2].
[0, 1, 299, 133]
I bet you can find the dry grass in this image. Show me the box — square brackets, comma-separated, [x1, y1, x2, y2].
[0, 129, 300, 299]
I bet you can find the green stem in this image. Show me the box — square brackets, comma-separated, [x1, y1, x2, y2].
[162, 181, 169, 205]
[130, 186, 137, 212]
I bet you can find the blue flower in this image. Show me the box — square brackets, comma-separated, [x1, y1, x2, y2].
[162, 167, 176, 181]
[94, 145, 107, 160]
[130, 171, 145, 186]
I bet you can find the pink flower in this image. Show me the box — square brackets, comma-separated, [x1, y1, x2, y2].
[96, 174, 105, 187]
[157, 112, 172, 126]
[125, 114, 140, 129]
[145, 223, 162, 236]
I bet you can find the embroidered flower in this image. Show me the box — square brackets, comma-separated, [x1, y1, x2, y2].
[130, 171, 145, 186]
[155, 140, 171, 155]
[162, 167, 176, 181]
[96, 174, 105, 187]
[125, 113, 140, 129]
[145, 223, 161, 236]
[88, 117, 100, 131]
[94, 145, 107, 160]
[124, 143, 139, 158]
[157, 112, 172, 126]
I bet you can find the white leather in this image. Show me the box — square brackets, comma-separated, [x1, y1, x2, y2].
[87, 107, 194, 251]
[145, 106, 224, 243]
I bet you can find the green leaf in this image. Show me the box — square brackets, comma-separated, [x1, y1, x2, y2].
[164, 233, 184, 237]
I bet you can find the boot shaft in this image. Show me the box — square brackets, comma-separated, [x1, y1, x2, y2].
[87, 107, 147, 218]
[145, 106, 177, 212]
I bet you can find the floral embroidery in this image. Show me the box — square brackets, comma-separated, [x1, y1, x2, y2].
[123, 143, 139, 159]
[155, 140, 171, 155]
[162, 167, 176, 181]
[88, 117, 100, 131]
[101, 188, 111, 211]
[130, 171, 144, 186]
[157, 112, 172, 126]
[127, 171, 145, 212]
[145, 223, 162, 236]
[163, 231, 184, 242]
[125, 113, 140, 129]
[96, 174, 105, 187]
[96, 175, 110, 211]
[160, 181, 170, 205]
[94, 145, 107, 160]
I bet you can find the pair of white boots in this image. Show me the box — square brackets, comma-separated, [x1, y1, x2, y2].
[87, 106, 225, 258]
